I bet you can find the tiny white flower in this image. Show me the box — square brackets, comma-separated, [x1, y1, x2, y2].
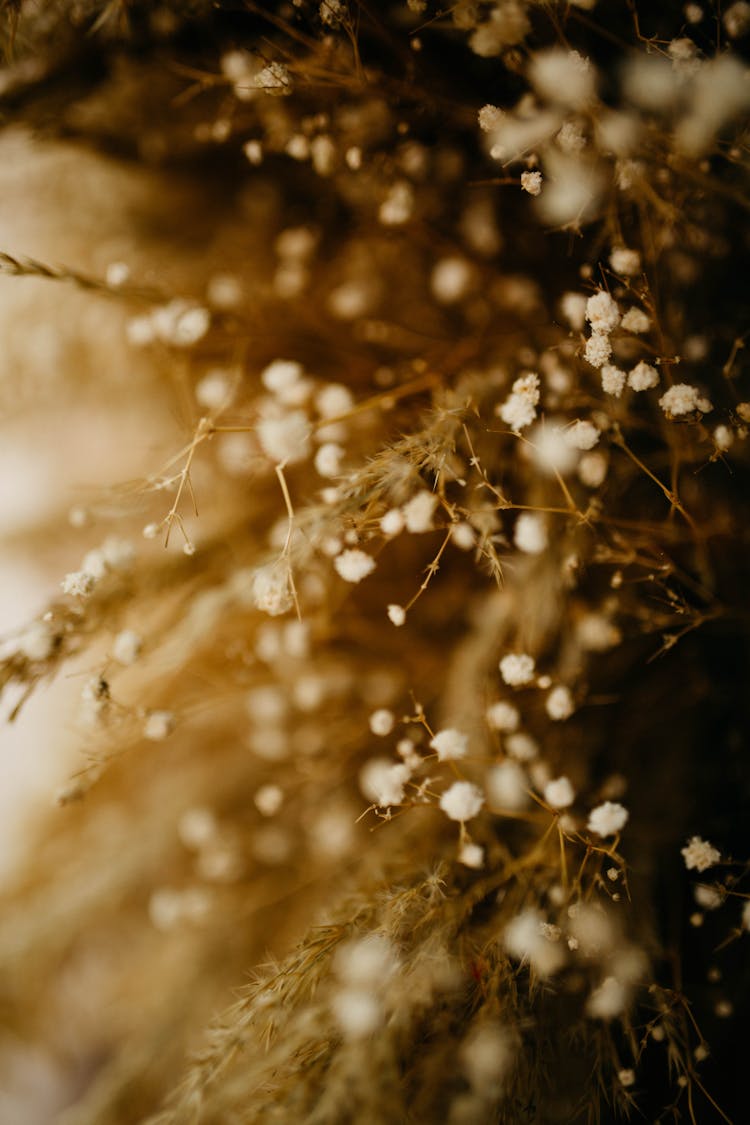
[587, 801, 629, 837]
[585, 290, 620, 334]
[334, 549, 376, 583]
[439, 781, 484, 822]
[521, 170, 543, 196]
[544, 776, 575, 808]
[144, 710, 175, 741]
[387, 604, 406, 627]
[485, 700, 520, 732]
[499, 653, 535, 686]
[681, 836, 721, 872]
[545, 685, 574, 721]
[429, 728, 469, 762]
[113, 629, 142, 666]
[565, 419, 600, 451]
[369, 709, 395, 737]
[627, 361, 659, 391]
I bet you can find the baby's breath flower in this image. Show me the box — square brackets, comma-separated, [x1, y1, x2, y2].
[334, 549, 376, 583]
[584, 332, 612, 368]
[505, 732, 538, 761]
[601, 364, 626, 396]
[380, 508, 405, 537]
[254, 784, 284, 817]
[521, 170, 543, 196]
[61, 570, 96, 597]
[486, 761, 528, 809]
[545, 685, 574, 720]
[478, 104, 505, 132]
[681, 836, 721, 872]
[486, 700, 520, 732]
[458, 841, 485, 869]
[499, 653, 535, 686]
[560, 291, 588, 330]
[585, 290, 620, 334]
[256, 411, 311, 464]
[314, 442, 344, 478]
[620, 307, 651, 334]
[514, 512, 547, 554]
[544, 776, 575, 808]
[402, 490, 439, 533]
[429, 728, 469, 762]
[587, 976, 628, 1019]
[659, 383, 712, 417]
[564, 419, 600, 450]
[369, 709, 395, 737]
[627, 361, 659, 391]
[144, 710, 175, 741]
[587, 801, 629, 836]
[387, 604, 406, 626]
[113, 629, 142, 666]
[439, 780, 484, 822]
[498, 372, 541, 432]
[609, 247, 641, 275]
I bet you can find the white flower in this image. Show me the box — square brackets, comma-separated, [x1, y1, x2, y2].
[587, 976, 627, 1019]
[514, 513, 547, 555]
[256, 411, 311, 464]
[314, 442, 345, 478]
[144, 710, 175, 741]
[254, 784, 284, 817]
[497, 372, 540, 432]
[360, 759, 410, 807]
[379, 180, 414, 225]
[61, 570, 96, 597]
[578, 451, 608, 488]
[585, 290, 620, 334]
[252, 563, 294, 616]
[458, 842, 485, 869]
[113, 630, 142, 666]
[543, 776, 575, 808]
[486, 761, 528, 810]
[545, 685, 574, 721]
[659, 383, 712, 418]
[529, 48, 596, 109]
[429, 728, 469, 762]
[369, 709, 395, 737]
[627, 361, 659, 391]
[261, 358, 304, 395]
[478, 104, 504, 132]
[609, 247, 641, 276]
[499, 653, 535, 686]
[387, 604, 406, 627]
[439, 781, 485, 822]
[521, 170, 543, 196]
[334, 549, 376, 583]
[431, 256, 473, 304]
[403, 490, 438, 533]
[380, 508, 405, 537]
[485, 700, 519, 732]
[587, 801, 629, 837]
[503, 907, 566, 976]
[584, 332, 612, 368]
[681, 836, 721, 872]
[601, 365, 626, 397]
[564, 419, 600, 450]
[505, 732, 538, 761]
[560, 292, 587, 331]
[620, 307, 650, 334]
